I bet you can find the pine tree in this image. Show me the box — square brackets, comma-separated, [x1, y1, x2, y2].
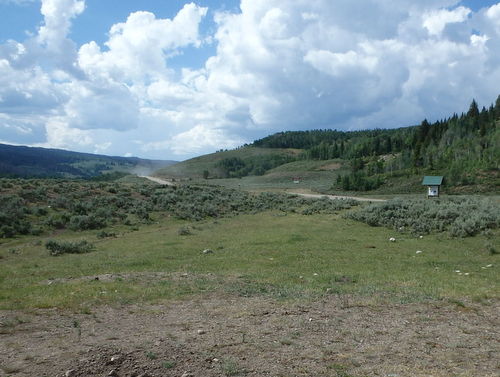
[467, 99, 480, 118]
[418, 119, 431, 143]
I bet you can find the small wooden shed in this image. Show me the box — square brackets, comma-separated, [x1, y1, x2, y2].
[422, 176, 443, 198]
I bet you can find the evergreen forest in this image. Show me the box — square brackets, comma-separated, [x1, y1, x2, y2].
[252, 96, 499, 191]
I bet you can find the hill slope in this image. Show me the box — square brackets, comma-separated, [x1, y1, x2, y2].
[156, 96, 499, 194]
[155, 147, 300, 179]
[0, 144, 176, 178]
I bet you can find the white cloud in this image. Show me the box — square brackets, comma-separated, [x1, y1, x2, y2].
[42, 116, 93, 149]
[422, 6, 471, 36]
[78, 3, 207, 81]
[168, 124, 245, 156]
[38, 0, 85, 48]
[1, 0, 500, 160]
[486, 3, 500, 34]
[64, 80, 139, 131]
[304, 50, 378, 77]
[0, 58, 65, 114]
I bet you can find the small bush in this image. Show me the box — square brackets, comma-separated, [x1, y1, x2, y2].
[177, 226, 192, 236]
[45, 240, 95, 256]
[96, 230, 116, 239]
[45, 212, 70, 229]
[69, 214, 107, 231]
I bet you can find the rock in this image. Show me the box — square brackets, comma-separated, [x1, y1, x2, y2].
[108, 369, 119, 377]
[389, 237, 396, 242]
[202, 249, 213, 254]
[197, 329, 206, 335]
[106, 355, 122, 365]
[65, 370, 77, 377]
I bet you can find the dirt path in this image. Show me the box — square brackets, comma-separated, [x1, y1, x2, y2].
[1, 295, 498, 377]
[289, 191, 387, 202]
[139, 176, 385, 202]
[139, 175, 175, 186]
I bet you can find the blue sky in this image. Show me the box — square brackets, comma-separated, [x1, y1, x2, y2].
[0, 0, 499, 159]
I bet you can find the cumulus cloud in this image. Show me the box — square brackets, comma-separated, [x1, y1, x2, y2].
[197, 0, 500, 136]
[78, 3, 208, 81]
[64, 80, 139, 131]
[422, 6, 471, 36]
[1, 0, 500, 159]
[168, 124, 245, 155]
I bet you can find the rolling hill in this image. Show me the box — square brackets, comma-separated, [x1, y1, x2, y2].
[0, 144, 176, 178]
[155, 147, 301, 179]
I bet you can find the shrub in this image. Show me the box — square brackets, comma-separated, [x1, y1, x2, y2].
[345, 197, 499, 237]
[69, 214, 107, 231]
[177, 226, 192, 236]
[45, 240, 95, 256]
[45, 212, 70, 229]
[96, 230, 116, 239]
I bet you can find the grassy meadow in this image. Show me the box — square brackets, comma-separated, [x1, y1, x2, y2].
[1, 207, 498, 311]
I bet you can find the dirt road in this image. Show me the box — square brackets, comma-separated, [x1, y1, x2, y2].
[139, 176, 385, 202]
[139, 175, 175, 186]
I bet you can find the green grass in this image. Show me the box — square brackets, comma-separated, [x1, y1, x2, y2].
[0, 211, 498, 310]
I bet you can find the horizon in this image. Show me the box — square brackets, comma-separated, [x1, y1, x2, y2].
[1, 0, 499, 160]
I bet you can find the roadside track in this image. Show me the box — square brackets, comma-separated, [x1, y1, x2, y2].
[289, 192, 387, 202]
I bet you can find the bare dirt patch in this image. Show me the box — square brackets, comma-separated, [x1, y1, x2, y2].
[1, 295, 498, 377]
[317, 163, 342, 171]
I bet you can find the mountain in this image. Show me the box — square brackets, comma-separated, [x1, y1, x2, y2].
[0, 144, 176, 178]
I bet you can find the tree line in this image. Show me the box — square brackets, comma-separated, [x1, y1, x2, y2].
[253, 96, 499, 190]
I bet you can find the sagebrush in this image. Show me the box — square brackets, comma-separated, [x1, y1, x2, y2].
[45, 240, 95, 256]
[0, 178, 358, 237]
[345, 197, 499, 237]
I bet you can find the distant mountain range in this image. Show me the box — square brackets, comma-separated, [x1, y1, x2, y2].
[0, 144, 176, 178]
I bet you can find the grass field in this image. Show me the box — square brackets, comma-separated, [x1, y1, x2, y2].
[1, 187, 499, 377]
[1, 209, 498, 311]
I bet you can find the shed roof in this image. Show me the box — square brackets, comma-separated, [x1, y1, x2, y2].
[422, 176, 443, 186]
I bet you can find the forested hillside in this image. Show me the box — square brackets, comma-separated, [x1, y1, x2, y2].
[253, 96, 499, 191]
[0, 144, 175, 178]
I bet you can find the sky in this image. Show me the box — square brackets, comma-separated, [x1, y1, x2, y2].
[0, 0, 499, 160]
